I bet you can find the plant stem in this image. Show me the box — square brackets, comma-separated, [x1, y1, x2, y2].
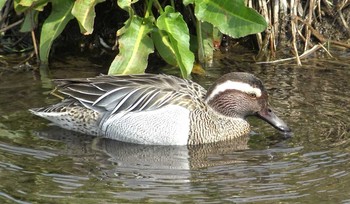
[291, 0, 301, 65]
[145, 0, 153, 18]
[31, 30, 39, 62]
[196, 19, 204, 63]
[153, 0, 164, 14]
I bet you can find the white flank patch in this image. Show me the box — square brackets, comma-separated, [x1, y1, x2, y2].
[101, 105, 190, 145]
[206, 81, 262, 102]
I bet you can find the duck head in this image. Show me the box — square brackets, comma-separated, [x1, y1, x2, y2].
[205, 72, 291, 133]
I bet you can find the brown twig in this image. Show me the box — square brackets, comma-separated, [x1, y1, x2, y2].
[256, 44, 324, 64]
[31, 30, 39, 60]
[50, 87, 65, 100]
[337, 10, 350, 35]
[295, 16, 350, 49]
[15, 51, 35, 66]
[291, 0, 302, 65]
[304, 0, 315, 52]
[0, 0, 13, 24]
[0, 19, 24, 33]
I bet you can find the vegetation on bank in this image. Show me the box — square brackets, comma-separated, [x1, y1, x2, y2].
[0, 0, 349, 76]
[253, 0, 350, 65]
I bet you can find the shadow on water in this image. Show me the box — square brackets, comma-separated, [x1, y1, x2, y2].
[0, 50, 350, 203]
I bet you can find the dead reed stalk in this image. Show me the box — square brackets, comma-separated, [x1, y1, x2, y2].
[252, 0, 350, 65]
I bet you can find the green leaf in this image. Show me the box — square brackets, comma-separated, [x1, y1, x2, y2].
[117, 0, 138, 15]
[108, 16, 154, 75]
[15, 0, 38, 7]
[117, 0, 137, 10]
[14, 0, 48, 13]
[152, 28, 177, 66]
[183, 0, 194, 6]
[72, 0, 105, 35]
[115, 0, 140, 36]
[195, 0, 267, 38]
[156, 6, 194, 78]
[20, 10, 39, 32]
[0, 0, 6, 11]
[39, 0, 74, 62]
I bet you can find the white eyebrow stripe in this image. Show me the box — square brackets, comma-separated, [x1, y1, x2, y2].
[206, 81, 262, 102]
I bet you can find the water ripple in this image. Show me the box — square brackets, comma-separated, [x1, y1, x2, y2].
[229, 192, 308, 203]
[0, 161, 23, 171]
[1, 53, 350, 203]
[42, 173, 88, 189]
[0, 143, 57, 160]
[0, 192, 31, 204]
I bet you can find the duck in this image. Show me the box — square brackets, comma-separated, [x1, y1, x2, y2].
[30, 72, 291, 145]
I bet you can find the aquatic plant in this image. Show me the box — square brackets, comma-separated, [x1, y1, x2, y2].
[1, 0, 349, 73]
[1, 0, 267, 77]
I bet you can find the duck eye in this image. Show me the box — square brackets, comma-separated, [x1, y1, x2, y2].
[249, 93, 257, 98]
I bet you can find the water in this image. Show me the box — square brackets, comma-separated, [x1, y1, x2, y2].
[0, 51, 350, 203]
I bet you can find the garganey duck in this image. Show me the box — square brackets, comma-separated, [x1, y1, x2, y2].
[30, 72, 291, 145]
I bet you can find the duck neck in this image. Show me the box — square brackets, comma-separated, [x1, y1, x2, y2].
[205, 90, 247, 118]
[187, 108, 250, 145]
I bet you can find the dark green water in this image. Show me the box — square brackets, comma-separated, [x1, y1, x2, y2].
[0, 51, 350, 203]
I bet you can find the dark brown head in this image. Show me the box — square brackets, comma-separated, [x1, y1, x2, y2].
[205, 72, 291, 132]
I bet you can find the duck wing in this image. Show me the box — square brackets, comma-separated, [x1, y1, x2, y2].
[54, 74, 207, 114]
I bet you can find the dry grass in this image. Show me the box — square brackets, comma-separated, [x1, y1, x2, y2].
[251, 0, 350, 65]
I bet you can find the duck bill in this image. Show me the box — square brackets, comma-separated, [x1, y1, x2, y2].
[257, 108, 291, 132]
